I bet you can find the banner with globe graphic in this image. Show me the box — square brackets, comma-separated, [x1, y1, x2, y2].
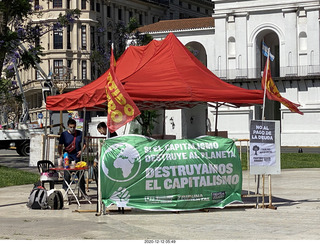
[100, 135, 242, 211]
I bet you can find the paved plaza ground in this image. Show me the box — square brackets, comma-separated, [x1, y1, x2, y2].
[0, 164, 319, 240]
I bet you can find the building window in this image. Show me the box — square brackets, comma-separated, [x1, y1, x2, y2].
[67, 0, 70, 9]
[228, 37, 236, 56]
[35, 26, 40, 47]
[299, 32, 307, 51]
[34, 0, 40, 10]
[118, 8, 122, 20]
[90, 0, 94, 11]
[288, 52, 292, 66]
[90, 26, 95, 50]
[97, 35, 101, 47]
[67, 25, 71, 49]
[53, 60, 63, 79]
[81, 25, 87, 50]
[107, 6, 111, 17]
[36, 70, 42, 80]
[91, 62, 95, 80]
[237, 55, 242, 69]
[310, 50, 314, 66]
[67, 60, 72, 80]
[96, 2, 100, 12]
[53, 0, 62, 8]
[139, 13, 143, 25]
[53, 24, 63, 49]
[81, 0, 86, 10]
[82, 60, 87, 80]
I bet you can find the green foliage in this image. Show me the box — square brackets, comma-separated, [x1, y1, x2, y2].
[89, 48, 109, 76]
[0, 1, 81, 124]
[19, 45, 44, 70]
[113, 17, 153, 59]
[280, 153, 320, 168]
[0, 165, 39, 188]
[112, 18, 156, 136]
[134, 110, 159, 137]
[57, 9, 81, 27]
[240, 153, 248, 170]
[89, 17, 153, 77]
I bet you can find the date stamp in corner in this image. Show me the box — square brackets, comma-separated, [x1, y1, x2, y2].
[144, 240, 177, 244]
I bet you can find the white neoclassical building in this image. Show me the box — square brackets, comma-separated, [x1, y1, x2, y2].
[138, 0, 320, 147]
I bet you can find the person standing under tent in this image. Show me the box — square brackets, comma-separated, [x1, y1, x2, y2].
[97, 121, 118, 137]
[94, 121, 118, 185]
[58, 118, 88, 199]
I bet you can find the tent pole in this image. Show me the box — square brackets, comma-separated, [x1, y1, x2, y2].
[163, 108, 166, 138]
[214, 102, 218, 136]
[42, 109, 49, 160]
[80, 107, 86, 162]
[96, 139, 102, 216]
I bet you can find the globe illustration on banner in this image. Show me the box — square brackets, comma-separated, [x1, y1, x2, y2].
[102, 143, 141, 182]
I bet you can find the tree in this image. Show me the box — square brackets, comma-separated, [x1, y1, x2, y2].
[0, 0, 80, 125]
[113, 18, 157, 136]
[90, 17, 153, 76]
[114, 17, 153, 59]
[88, 17, 158, 136]
[134, 110, 159, 137]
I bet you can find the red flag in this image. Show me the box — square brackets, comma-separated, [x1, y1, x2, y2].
[262, 58, 303, 115]
[105, 48, 141, 132]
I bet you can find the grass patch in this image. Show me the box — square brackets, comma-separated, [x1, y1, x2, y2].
[280, 153, 320, 169]
[0, 165, 39, 188]
[1, 153, 320, 188]
[240, 153, 320, 170]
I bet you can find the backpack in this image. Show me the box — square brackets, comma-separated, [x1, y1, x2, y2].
[47, 190, 64, 210]
[27, 186, 48, 210]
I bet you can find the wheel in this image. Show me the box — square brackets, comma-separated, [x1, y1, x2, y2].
[16, 141, 30, 156]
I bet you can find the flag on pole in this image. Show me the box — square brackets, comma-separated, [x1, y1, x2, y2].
[262, 58, 303, 115]
[105, 48, 141, 132]
[262, 41, 275, 61]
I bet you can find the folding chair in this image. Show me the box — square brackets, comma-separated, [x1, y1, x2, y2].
[37, 160, 62, 189]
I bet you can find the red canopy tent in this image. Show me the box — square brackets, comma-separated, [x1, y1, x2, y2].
[46, 33, 263, 111]
[45, 34, 264, 213]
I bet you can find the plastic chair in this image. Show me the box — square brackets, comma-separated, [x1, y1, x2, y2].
[37, 160, 61, 189]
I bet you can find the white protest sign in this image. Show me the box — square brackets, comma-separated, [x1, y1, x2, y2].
[250, 120, 281, 175]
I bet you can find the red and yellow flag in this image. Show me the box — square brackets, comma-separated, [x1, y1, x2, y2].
[105, 48, 141, 132]
[262, 58, 303, 115]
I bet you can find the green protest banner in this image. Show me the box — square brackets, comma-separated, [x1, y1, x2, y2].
[100, 135, 242, 211]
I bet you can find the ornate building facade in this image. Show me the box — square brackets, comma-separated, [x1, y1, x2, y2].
[14, 0, 213, 124]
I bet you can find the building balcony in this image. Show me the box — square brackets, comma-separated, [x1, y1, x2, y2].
[11, 78, 87, 94]
[141, 0, 169, 6]
[212, 65, 320, 80]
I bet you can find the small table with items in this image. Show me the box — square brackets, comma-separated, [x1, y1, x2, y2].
[50, 166, 91, 207]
